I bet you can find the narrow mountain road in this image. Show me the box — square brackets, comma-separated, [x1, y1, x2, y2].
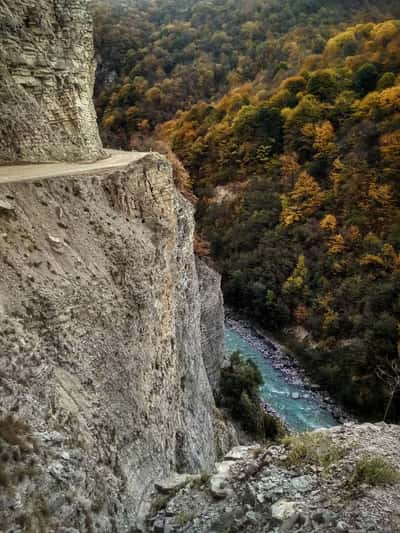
[0, 150, 148, 185]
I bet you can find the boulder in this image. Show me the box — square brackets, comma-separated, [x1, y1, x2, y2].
[271, 500, 301, 521]
[290, 475, 314, 492]
[224, 446, 254, 461]
[210, 475, 233, 499]
[209, 462, 234, 499]
[48, 234, 64, 250]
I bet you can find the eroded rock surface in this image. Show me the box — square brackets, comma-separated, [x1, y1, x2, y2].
[196, 258, 225, 393]
[0, 154, 235, 531]
[0, 0, 104, 163]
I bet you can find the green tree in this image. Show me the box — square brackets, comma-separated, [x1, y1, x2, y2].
[219, 352, 281, 439]
[353, 63, 379, 95]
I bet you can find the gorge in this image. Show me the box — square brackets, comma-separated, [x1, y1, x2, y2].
[225, 324, 338, 432]
[1, 1, 400, 532]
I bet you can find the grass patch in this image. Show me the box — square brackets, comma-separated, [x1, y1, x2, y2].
[283, 432, 346, 469]
[151, 494, 173, 514]
[176, 511, 195, 527]
[151, 477, 195, 516]
[191, 471, 211, 489]
[252, 446, 267, 459]
[352, 456, 400, 486]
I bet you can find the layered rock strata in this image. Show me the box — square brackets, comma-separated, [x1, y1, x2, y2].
[0, 0, 103, 163]
[0, 155, 235, 531]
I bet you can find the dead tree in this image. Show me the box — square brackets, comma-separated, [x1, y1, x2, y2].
[376, 354, 400, 422]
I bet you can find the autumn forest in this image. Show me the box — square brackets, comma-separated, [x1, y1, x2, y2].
[92, 0, 400, 421]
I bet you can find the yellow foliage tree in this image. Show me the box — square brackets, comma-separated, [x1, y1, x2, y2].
[320, 214, 337, 233]
[381, 244, 400, 271]
[368, 182, 393, 206]
[380, 131, 400, 168]
[145, 86, 162, 103]
[330, 158, 345, 196]
[357, 85, 400, 118]
[359, 254, 385, 267]
[279, 153, 300, 189]
[283, 255, 308, 294]
[328, 234, 345, 254]
[313, 121, 336, 154]
[325, 29, 357, 58]
[281, 172, 326, 225]
[318, 293, 334, 311]
[323, 308, 339, 332]
[371, 20, 400, 43]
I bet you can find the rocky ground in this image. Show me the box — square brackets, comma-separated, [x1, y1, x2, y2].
[147, 423, 400, 533]
[225, 314, 353, 425]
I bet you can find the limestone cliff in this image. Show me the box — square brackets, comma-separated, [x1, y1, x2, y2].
[0, 155, 236, 531]
[0, 0, 103, 163]
[196, 259, 225, 393]
[0, 1, 237, 529]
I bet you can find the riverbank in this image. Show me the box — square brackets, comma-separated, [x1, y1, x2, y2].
[225, 310, 354, 426]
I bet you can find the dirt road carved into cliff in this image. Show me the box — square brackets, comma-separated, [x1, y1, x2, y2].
[0, 150, 148, 184]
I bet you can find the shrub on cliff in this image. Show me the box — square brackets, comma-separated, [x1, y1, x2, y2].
[219, 351, 281, 440]
[352, 456, 400, 486]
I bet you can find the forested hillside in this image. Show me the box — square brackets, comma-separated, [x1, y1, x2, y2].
[91, 0, 400, 146]
[92, 1, 400, 422]
[163, 20, 400, 421]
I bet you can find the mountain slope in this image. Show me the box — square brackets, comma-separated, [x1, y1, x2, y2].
[91, 0, 400, 147]
[162, 20, 400, 421]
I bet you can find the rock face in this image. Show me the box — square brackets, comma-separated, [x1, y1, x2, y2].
[149, 423, 400, 532]
[196, 258, 225, 393]
[0, 155, 235, 531]
[0, 1, 236, 530]
[0, 0, 104, 163]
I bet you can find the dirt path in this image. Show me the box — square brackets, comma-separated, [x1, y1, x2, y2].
[0, 150, 148, 184]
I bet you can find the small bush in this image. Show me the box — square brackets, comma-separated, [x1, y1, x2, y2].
[191, 471, 211, 488]
[283, 432, 345, 469]
[352, 456, 400, 486]
[176, 511, 195, 526]
[194, 232, 211, 257]
[14, 463, 38, 483]
[151, 494, 171, 514]
[31, 498, 50, 531]
[219, 351, 282, 440]
[252, 446, 266, 459]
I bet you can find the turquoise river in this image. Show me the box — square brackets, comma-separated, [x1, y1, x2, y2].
[225, 327, 338, 432]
